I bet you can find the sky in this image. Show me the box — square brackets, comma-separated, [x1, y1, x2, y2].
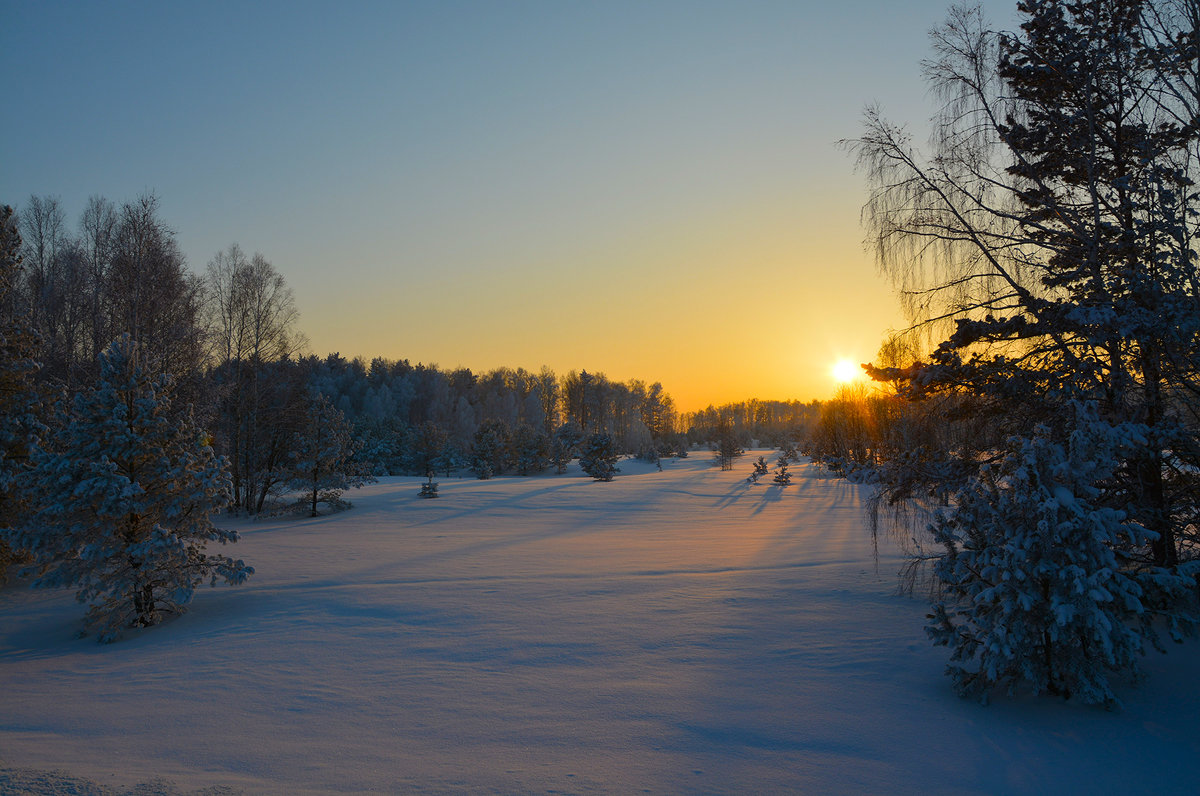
[1, 0, 1021, 412]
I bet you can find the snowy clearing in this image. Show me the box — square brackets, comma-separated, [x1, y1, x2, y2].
[2, 455, 1198, 794]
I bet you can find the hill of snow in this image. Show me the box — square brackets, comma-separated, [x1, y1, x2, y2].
[2, 455, 1197, 794]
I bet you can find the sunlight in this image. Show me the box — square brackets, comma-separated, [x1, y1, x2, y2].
[831, 358, 861, 384]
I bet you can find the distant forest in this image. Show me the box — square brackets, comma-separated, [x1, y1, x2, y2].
[1, 195, 815, 513]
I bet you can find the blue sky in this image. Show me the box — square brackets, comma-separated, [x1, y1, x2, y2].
[1, 0, 1020, 410]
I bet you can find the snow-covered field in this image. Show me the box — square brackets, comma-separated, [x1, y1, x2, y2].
[2, 455, 1197, 794]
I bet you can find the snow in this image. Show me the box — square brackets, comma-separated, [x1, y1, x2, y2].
[2, 454, 1198, 794]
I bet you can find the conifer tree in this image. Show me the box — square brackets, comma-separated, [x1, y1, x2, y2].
[773, 461, 792, 486]
[512, 423, 551, 476]
[927, 408, 1196, 705]
[288, 393, 375, 516]
[749, 456, 769, 483]
[578, 433, 619, 481]
[8, 337, 251, 641]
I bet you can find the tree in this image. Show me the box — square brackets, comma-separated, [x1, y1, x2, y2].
[0, 206, 43, 580]
[851, 0, 1200, 697]
[106, 195, 206, 393]
[406, 420, 448, 478]
[512, 423, 551, 476]
[578, 433, 619, 481]
[748, 455, 769, 483]
[471, 418, 511, 479]
[205, 247, 305, 513]
[6, 337, 251, 641]
[927, 408, 1195, 705]
[712, 415, 744, 471]
[551, 420, 583, 474]
[773, 461, 792, 486]
[288, 393, 375, 516]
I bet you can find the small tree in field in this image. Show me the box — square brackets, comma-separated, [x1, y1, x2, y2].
[773, 461, 792, 486]
[578, 433, 619, 481]
[289, 393, 375, 517]
[8, 337, 252, 641]
[748, 456, 769, 483]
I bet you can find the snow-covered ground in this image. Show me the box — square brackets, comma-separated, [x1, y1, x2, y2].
[2, 455, 1197, 794]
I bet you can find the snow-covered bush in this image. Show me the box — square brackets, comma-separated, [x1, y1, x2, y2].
[927, 411, 1197, 706]
[578, 433, 619, 481]
[8, 337, 252, 641]
[773, 462, 792, 486]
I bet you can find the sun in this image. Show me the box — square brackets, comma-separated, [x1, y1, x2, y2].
[832, 358, 860, 384]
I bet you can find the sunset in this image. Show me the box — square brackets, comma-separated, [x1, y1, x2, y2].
[2, 0, 1197, 793]
[0, 0, 1029, 410]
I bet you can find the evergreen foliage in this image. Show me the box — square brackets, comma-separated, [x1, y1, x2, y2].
[927, 409, 1197, 706]
[288, 393, 375, 516]
[578, 433, 619, 481]
[406, 421, 448, 479]
[471, 418, 511, 479]
[773, 462, 792, 486]
[748, 456, 769, 483]
[551, 420, 583, 474]
[7, 337, 251, 641]
[418, 476, 439, 499]
[512, 423, 551, 476]
[850, 0, 1200, 700]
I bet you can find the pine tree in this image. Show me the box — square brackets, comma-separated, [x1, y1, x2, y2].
[7, 337, 252, 641]
[512, 423, 551, 476]
[927, 408, 1196, 706]
[773, 461, 792, 486]
[748, 456, 769, 483]
[288, 393, 375, 516]
[578, 433, 619, 481]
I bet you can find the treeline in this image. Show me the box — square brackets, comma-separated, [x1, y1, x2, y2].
[680, 399, 818, 449]
[3, 194, 687, 512]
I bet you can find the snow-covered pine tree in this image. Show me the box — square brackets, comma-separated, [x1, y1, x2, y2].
[749, 456, 769, 483]
[927, 407, 1197, 706]
[418, 474, 439, 499]
[289, 393, 375, 516]
[773, 461, 792, 486]
[578, 432, 619, 481]
[8, 336, 252, 641]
